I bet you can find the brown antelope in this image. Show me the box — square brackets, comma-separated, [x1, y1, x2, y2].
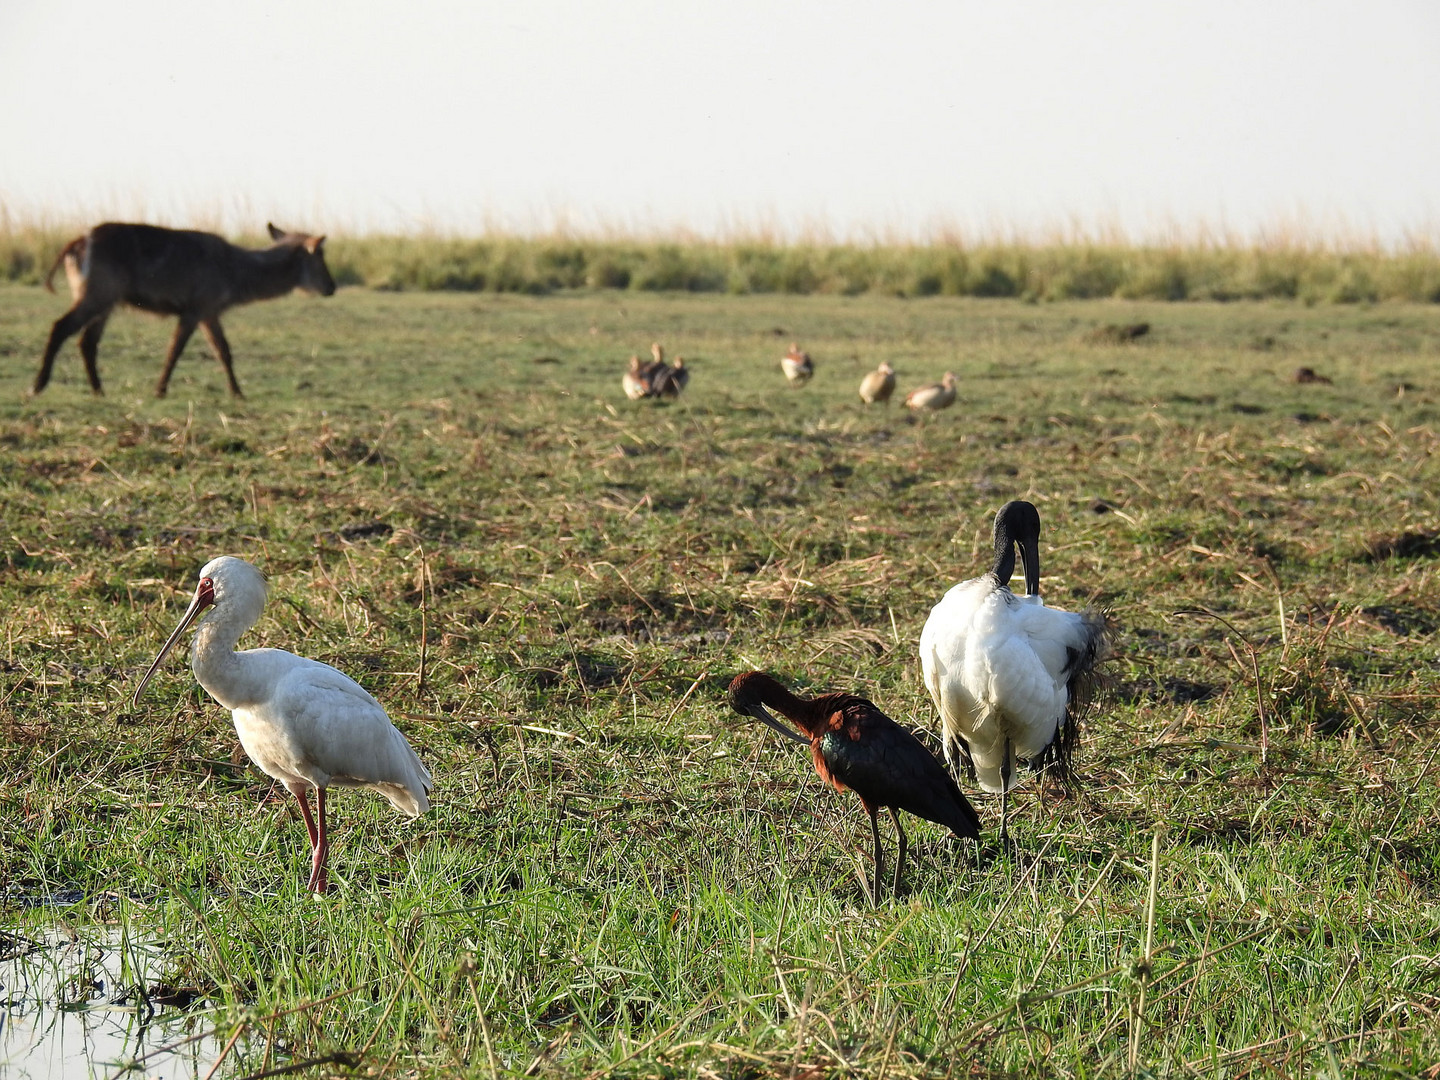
[904, 371, 959, 412]
[859, 362, 896, 405]
[780, 342, 814, 386]
[35, 222, 336, 398]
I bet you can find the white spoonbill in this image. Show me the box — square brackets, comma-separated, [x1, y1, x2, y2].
[132, 556, 433, 893]
[918, 501, 1109, 843]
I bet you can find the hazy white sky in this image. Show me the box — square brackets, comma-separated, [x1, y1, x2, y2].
[2, 1, 1438, 241]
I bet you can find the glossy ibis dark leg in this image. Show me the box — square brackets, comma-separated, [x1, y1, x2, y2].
[866, 804, 884, 907]
[890, 808, 908, 897]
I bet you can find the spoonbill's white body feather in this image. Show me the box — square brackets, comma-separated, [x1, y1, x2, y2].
[134, 556, 432, 892]
[220, 651, 431, 815]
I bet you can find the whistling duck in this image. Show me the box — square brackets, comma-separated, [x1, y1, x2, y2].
[653, 355, 689, 398]
[904, 371, 958, 411]
[643, 341, 668, 384]
[859, 362, 896, 405]
[622, 355, 651, 400]
[781, 343, 814, 386]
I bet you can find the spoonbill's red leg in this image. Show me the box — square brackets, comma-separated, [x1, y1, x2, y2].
[309, 788, 330, 894]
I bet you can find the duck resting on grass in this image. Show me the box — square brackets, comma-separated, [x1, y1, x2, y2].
[904, 371, 958, 412]
[918, 500, 1110, 844]
[858, 362, 896, 405]
[621, 354, 651, 400]
[728, 671, 981, 904]
[781, 342, 814, 386]
[651, 354, 690, 397]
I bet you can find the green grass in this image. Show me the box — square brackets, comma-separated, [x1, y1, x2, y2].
[2, 286, 1440, 1077]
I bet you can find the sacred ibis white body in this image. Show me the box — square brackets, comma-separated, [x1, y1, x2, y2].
[919, 500, 1109, 841]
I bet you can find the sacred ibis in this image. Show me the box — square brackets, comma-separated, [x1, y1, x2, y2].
[918, 500, 1109, 843]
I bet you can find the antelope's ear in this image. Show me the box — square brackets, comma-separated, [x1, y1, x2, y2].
[267, 222, 286, 240]
[304, 235, 325, 254]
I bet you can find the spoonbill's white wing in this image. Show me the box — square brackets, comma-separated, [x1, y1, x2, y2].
[232, 651, 432, 815]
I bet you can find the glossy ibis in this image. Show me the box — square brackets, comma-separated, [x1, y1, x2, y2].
[728, 671, 981, 903]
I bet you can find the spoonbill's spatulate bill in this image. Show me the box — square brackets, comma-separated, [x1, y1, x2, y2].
[728, 671, 981, 905]
[919, 501, 1109, 843]
[132, 556, 433, 894]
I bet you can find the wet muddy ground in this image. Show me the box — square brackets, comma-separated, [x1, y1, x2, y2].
[1, 926, 230, 1079]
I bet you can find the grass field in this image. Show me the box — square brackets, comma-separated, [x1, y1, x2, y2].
[2, 286, 1440, 1077]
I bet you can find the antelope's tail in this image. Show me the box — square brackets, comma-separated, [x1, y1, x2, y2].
[44, 235, 87, 294]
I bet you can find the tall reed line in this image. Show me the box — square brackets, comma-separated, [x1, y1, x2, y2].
[5, 217, 1439, 302]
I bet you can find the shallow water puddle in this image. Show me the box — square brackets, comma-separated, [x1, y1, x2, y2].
[1, 928, 233, 1079]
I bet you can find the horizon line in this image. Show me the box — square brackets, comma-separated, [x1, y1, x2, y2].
[3, 195, 1439, 253]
